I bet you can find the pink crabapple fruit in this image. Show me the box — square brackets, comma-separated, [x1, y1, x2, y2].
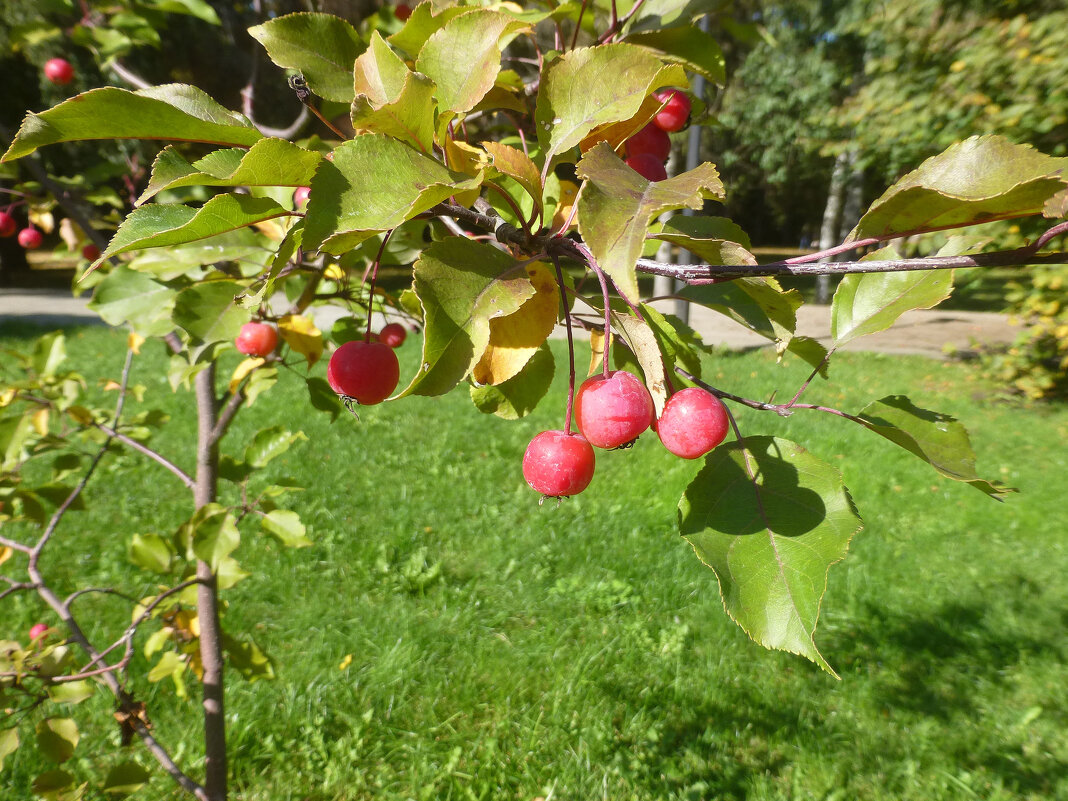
[575, 370, 655, 449]
[81, 243, 101, 261]
[523, 430, 596, 498]
[29, 623, 48, 641]
[625, 123, 671, 162]
[652, 89, 691, 133]
[234, 322, 279, 357]
[327, 340, 400, 405]
[378, 322, 407, 348]
[17, 228, 43, 250]
[655, 387, 730, 459]
[293, 186, 311, 207]
[0, 212, 16, 238]
[44, 58, 75, 85]
[625, 153, 668, 182]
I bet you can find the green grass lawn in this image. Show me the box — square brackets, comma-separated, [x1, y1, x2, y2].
[3, 322, 1067, 800]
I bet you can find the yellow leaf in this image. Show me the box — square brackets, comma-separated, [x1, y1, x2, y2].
[28, 208, 55, 234]
[0, 546, 11, 566]
[338, 654, 353, 671]
[252, 218, 286, 241]
[103, 380, 122, 391]
[31, 408, 49, 436]
[551, 180, 580, 231]
[0, 388, 16, 407]
[127, 331, 146, 354]
[278, 314, 323, 367]
[588, 329, 609, 377]
[66, 406, 94, 425]
[323, 264, 345, 281]
[471, 263, 558, 385]
[230, 357, 265, 394]
[445, 137, 490, 176]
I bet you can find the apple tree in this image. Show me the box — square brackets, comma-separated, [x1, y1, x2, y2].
[2, 1, 1068, 799]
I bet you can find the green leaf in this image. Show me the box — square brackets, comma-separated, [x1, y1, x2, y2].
[416, 10, 529, 115]
[95, 194, 292, 267]
[388, 3, 472, 57]
[190, 504, 240, 571]
[36, 718, 79, 763]
[680, 277, 801, 344]
[302, 134, 482, 255]
[351, 32, 437, 153]
[856, 395, 1014, 499]
[221, 632, 275, 681]
[32, 332, 67, 379]
[641, 304, 705, 382]
[248, 13, 364, 103]
[307, 376, 343, 420]
[102, 761, 152, 795]
[626, 25, 726, 84]
[87, 266, 177, 338]
[831, 249, 953, 347]
[470, 342, 554, 419]
[849, 135, 1068, 241]
[0, 727, 18, 771]
[47, 680, 94, 706]
[128, 533, 174, 574]
[173, 280, 249, 346]
[400, 239, 536, 397]
[216, 555, 251, 590]
[245, 426, 306, 469]
[260, 509, 311, 548]
[147, 650, 185, 684]
[608, 306, 670, 416]
[577, 144, 724, 304]
[679, 437, 862, 676]
[138, 139, 322, 204]
[1, 85, 262, 163]
[141, 0, 220, 24]
[651, 215, 756, 266]
[535, 43, 686, 166]
[31, 769, 76, 798]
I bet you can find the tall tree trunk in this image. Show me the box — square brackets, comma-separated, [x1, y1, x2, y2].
[816, 150, 850, 304]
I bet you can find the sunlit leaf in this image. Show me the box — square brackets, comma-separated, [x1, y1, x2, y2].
[128, 533, 174, 574]
[245, 427, 307, 468]
[278, 314, 323, 367]
[651, 215, 756, 266]
[173, 280, 249, 345]
[260, 509, 311, 547]
[482, 141, 543, 222]
[88, 266, 177, 337]
[577, 144, 723, 304]
[36, 718, 79, 763]
[856, 396, 1015, 499]
[2, 85, 262, 162]
[680, 437, 862, 676]
[849, 135, 1068, 241]
[472, 262, 558, 385]
[248, 13, 364, 103]
[351, 31, 436, 153]
[536, 43, 687, 166]
[0, 727, 18, 771]
[302, 134, 482, 254]
[190, 504, 239, 571]
[400, 238, 536, 397]
[626, 25, 726, 84]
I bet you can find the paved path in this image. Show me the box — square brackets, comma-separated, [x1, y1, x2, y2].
[0, 288, 1023, 359]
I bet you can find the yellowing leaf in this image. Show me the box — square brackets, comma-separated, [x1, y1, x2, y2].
[446, 137, 491, 177]
[127, 331, 146, 354]
[66, 406, 94, 425]
[278, 314, 323, 367]
[551, 180, 579, 231]
[338, 654, 353, 670]
[472, 263, 559, 385]
[588, 329, 608, 377]
[0, 546, 12, 567]
[0, 388, 15, 407]
[230, 357, 266, 394]
[323, 264, 345, 281]
[31, 408, 49, 436]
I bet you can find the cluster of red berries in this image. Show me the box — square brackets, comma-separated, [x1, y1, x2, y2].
[523, 371, 729, 499]
[623, 89, 692, 183]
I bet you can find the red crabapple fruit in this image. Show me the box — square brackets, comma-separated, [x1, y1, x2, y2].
[293, 186, 311, 207]
[378, 322, 407, 348]
[625, 153, 668, 182]
[235, 322, 279, 357]
[81, 243, 101, 261]
[29, 623, 48, 641]
[327, 340, 400, 405]
[17, 228, 43, 250]
[575, 370, 655, 449]
[625, 123, 671, 162]
[395, 3, 413, 20]
[44, 58, 75, 85]
[652, 89, 691, 133]
[656, 387, 729, 459]
[523, 430, 596, 498]
[0, 212, 16, 238]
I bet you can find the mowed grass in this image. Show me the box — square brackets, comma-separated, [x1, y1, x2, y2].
[3, 321, 1068, 801]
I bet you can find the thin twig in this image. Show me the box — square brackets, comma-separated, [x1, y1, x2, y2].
[95, 423, 195, 489]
